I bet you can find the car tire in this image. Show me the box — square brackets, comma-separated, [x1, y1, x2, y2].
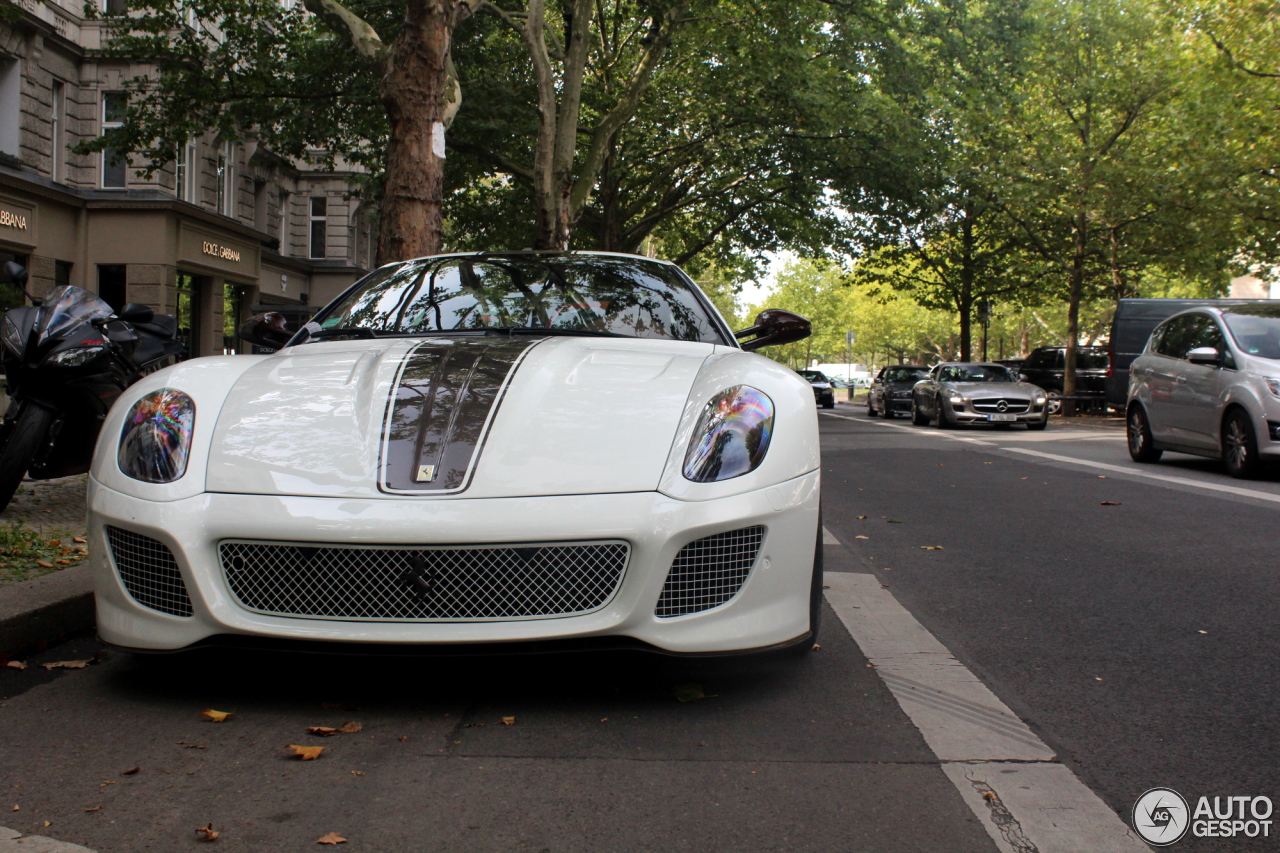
[911, 398, 927, 425]
[823, 396, 835, 409]
[1047, 392, 1062, 415]
[933, 396, 951, 429]
[1223, 408, 1262, 480]
[866, 397, 876, 416]
[881, 402, 894, 419]
[1127, 405, 1163, 463]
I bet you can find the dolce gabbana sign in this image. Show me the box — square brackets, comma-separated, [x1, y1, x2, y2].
[202, 241, 241, 263]
[0, 208, 27, 230]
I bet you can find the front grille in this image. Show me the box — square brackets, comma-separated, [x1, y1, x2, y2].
[219, 540, 629, 621]
[105, 526, 193, 617]
[971, 398, 1030, 414]
[656, 526, 765, 618]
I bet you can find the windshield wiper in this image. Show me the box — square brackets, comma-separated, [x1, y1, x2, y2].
[307, 327, 381, 340]
[484, 326, 630, 338]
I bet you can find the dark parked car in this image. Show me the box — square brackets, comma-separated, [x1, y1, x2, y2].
[1106, 298, 1258, 409]
[866, 365, 929, 418]
[1019, 346, 1109, 412]
[797, 369, 836, 408]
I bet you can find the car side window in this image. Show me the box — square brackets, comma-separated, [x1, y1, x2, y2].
[1186, 317, 1236, 369]
[1155, 316, 1194, 358]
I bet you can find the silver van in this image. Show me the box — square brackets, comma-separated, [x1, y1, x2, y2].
[1127, 303, 1280, 478]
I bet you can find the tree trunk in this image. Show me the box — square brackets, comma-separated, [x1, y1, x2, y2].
[958, 203, 975, 361]
[376, 0, 452, 265]
[1063, 207, 1087, 416]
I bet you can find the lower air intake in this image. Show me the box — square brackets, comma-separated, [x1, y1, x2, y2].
[105, 526, 194, 617]
[219, 540, 630, 621]
[655, 526, 765, 617]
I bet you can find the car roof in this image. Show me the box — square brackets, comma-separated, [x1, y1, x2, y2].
[369, 250, 680, 269]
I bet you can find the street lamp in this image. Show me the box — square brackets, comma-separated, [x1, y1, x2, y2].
[977, 300, 992, 362]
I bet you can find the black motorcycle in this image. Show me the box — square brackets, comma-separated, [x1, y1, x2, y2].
[0, 261, 185, 511]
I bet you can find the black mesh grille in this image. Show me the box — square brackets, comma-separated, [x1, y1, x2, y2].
[219, 541, 629, 621]
[105, 526, 194, 617]
[656, 526, 764, 618]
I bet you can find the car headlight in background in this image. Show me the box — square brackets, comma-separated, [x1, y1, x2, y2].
[948, 393, 964, 405]
[118, 389, 196, 483]
[2, 316, 23, 356]
[683, 386, 774, 482]
[47, 345, 104, 367]
[1033, 392, 1048, 404]
[1266, 378, 1280, 399]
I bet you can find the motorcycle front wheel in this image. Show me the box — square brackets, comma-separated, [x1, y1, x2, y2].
[0, 402, 55, 513]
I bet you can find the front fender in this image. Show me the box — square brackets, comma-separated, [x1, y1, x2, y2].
[90, 355, 269, 502]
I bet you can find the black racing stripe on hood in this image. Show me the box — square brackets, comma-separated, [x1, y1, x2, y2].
[380, 338, 541, 493]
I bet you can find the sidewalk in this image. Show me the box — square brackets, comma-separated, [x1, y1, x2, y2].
[0, 475, 89, 588]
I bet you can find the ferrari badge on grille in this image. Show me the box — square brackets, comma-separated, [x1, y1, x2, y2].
[416, 464, 437, 482]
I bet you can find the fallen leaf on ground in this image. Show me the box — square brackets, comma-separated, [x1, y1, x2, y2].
[287, 744, 327, 760]
[812, 644, 821, 651]
[306, 727, 339, 737]
[35, 560, 52, 568]
[1098, 475, 1107, 479]
[11, 804, 17, 811]
[196, 823, 218, 842]
[42, 822, 49, 827]
[5, 660, 25, 670]
[317, 832, 346, 845]
[84, 806, 101, 813]
[47, 539, 60, 547]
[673, 684, 706, 703]
[54, 560, 71, 565]
[921, 546, 944, 551]
[41, 660, 89, 670]
[398, 736, 408, 742]
[121, 767, 139, 775]
[501, 717, 515, 726]
[350, 771, 365, 776]
[854, 535, 869, 540]
[72, 537, 86, 543]
[599, 718, 608, 722]
[1198, 630, 1208, 635]
[886, 519, 903, 523]
[337, 721, 362, 734]
[1099, 501, 1121, 506]
[201, 709, 233, 723]
[857, 515, 868, 519]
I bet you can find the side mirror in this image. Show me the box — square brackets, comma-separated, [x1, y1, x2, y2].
[1186, 346, 1221, 366]
[118, 303, 154, 324]
[2, 262, 28, 287]
[1019, 373, 1030, 382]
[735, 309, 811, 352]
[239, 312, 293, 350]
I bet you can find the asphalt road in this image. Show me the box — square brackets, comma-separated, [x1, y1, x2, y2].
[1, 406, 1277, 851]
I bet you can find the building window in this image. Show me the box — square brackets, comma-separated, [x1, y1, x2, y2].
[102, 93, 128, 189]
[0, 251, 28, 310]
[176, 273, 201, 359]
[97, 264, 127, 312]
[54, 261, 71, 288]
[0, 58, 19, 158]
[103, 0, 127, 15]
[309, 197, 327, 259]
[223, 283, 246, 354]
[175, 139, 196, 201]
[215, 141, 234, 217]
[51, 82, 64, 182]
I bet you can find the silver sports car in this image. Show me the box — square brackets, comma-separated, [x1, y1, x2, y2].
[910, 362, 1049, 430]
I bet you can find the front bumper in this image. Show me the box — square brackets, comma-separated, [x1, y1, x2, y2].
[948, 403, 1048, 425]
[89, 471, 820, 654]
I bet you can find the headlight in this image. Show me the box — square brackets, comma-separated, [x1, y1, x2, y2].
[118, 389, 196, 483]
[683, 386, 774, 482]
[1266, 378, 1280, 399]
[47, 345, 105, 367]
[949, 394, 964, 405]
[2, 316, 23, 355]
[1033, 392, 1047, 404]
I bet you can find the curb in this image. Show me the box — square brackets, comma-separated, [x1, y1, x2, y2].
[0, 565, 93, 661]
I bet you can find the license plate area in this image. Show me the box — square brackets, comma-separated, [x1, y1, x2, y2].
[988, 413, 1017, 422]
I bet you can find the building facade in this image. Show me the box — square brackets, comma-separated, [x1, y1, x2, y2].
[0, 0, 375, 357]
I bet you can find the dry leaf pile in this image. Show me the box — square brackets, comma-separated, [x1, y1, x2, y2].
[0, 524, 88, 582]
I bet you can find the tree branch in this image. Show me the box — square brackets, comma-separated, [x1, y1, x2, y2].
[300, 0, 389, 72]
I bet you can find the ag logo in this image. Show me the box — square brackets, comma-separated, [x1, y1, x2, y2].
[1133, 788, 1190, 846]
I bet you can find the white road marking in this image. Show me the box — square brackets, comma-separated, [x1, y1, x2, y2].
[822, 526, 841, 545]
[1004, 447, 1280, 507]
[0, 826, 97, 851]
[825, 573, 1148, 853]
[823, 410, 1280, 507]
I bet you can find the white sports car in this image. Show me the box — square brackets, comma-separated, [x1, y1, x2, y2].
[88, 252, 822, 656]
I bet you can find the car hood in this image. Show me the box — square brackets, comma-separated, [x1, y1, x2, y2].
[945, 381, 1039, 397]
[204, 336, 715, 499]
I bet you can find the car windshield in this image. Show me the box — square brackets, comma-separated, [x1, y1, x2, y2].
[1222, 305, 1280, 360]
[939, 364, 1015, 383]
[797, 371, 828, 382]
[883, 367, 928, 382]
[310, 255, 729, 344]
